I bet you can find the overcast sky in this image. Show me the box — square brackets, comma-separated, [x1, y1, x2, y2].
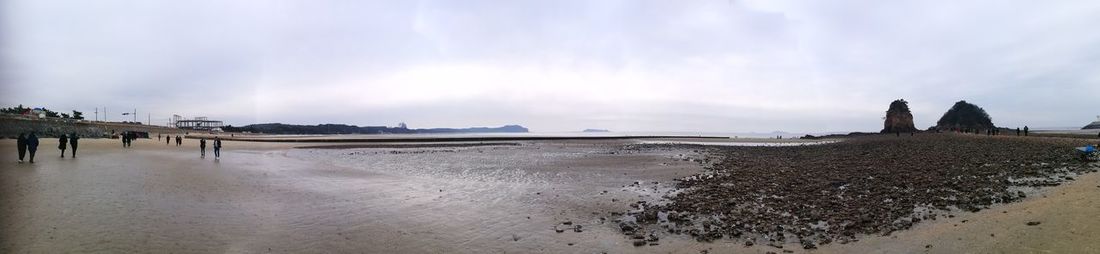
[2, 0, 1098, 132]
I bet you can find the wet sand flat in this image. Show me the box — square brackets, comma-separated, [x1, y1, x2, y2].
[1, 137, 1098, 253]
[0, 138, 714, 253]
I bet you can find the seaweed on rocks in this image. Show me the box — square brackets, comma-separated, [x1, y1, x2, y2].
[621, 134, 1097, 248]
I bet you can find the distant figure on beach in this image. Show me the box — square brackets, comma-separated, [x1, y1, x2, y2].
[1016, 127, 1020, 136]
[121, 132, 129, 148]
[1024, 126, 1029, 136]
[27, 132, 39, 163]
[199, 138, 207, 158]
[175, 136, 182, 146]
[213, 137, 222, 159]
[17, 133, 27, 163]
[58, 134, 68, 157]
[158, 134, 162, 141]
[166, 134, 171, 145]
[69, 133, 79, 158]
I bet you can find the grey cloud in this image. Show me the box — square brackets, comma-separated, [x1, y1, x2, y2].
[2, 0, 1098, 132]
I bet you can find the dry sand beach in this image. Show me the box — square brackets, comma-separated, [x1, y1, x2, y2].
[1, 135, 1098, 253]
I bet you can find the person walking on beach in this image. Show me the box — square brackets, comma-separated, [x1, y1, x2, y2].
[158, 134, 162, 141]
[213, 137, 222, 159]
[58, 134, 68, 158]
[27, 132, 39, 163]
[199, 138, 207, 158]
[121, 132, 129, 148]
[69, 133, 79, 158]
[176, 135, 182, 146]
[17, 133, 27, 163]
[1024, 126, 1029, 136]
[167, 134, 171, 145]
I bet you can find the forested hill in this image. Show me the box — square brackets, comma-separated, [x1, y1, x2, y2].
[223, 123, 528, 135]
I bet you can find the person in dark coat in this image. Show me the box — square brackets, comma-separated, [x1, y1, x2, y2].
[121, 132, 129, 148]
[69, 133, 79, 158]
[167, 134, 171, 145]
[176, 136, 182, 146]
[199, 138, 207, 158]
[213, 137, 222, 158]
[27, 132, 39, 163]
[17, 133, 27, 163]
[1024, 126, 1029, 136]
[58, 134, 68, 157]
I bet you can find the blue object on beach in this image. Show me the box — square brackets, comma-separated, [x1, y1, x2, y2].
[1086, 145, 1096, 153]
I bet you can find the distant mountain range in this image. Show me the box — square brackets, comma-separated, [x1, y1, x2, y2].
[224, 123, 528, 135]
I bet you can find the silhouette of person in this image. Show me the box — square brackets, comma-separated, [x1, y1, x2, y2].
[176, 136, 182, 146]
[1024, 126, 1029, 136]
[58, 134, 68, 158]
[199, 138, 207, 158]
[1016, 127, 1020, 136]
[158, 133, 162, 141]
[27, 132, 39, 163]
[121, 132, 129, 148]
[17, 133, 27, 163]
[213, 137, 222, 158]
[167, 134, 171, 145]
[69, 133, 79, 158]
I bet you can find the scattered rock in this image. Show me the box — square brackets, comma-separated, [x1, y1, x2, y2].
[616, 135, 1093, 248]
[1026, 221, 1041, 226]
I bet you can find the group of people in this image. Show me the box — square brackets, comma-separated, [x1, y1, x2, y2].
[15, 131, 227, 163]
[16, 132, 40, 163]
[120, 132, 137, 147]
[159, 133, 222, 158]
[58, 133, 79, 157]
[15, 132, 79, 163]
[199, 137, 223, 159]
[158, 134, 185, 146]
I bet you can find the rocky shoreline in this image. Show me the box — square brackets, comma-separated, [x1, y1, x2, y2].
[619, 134, 1099, 250]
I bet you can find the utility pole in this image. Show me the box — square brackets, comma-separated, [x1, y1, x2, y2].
[105, 107, 108, 122]
[94, 107, 99, 121]
[133, 109, 137, 122]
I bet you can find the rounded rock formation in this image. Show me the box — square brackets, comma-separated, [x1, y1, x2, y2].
[881, 99, 917, 133]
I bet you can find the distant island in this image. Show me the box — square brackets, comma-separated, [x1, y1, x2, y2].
[582, 129, 610, 133]
[223, 123, 528, 135]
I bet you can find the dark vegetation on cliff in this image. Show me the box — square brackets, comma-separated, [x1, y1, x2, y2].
[223, 123, 528, 135]
[935, 100, 994, 130]
[881, 99, 917, 133]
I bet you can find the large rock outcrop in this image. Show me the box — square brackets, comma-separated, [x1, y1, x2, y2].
[881, 99, 917, 133]
[935, 100, 994, 131]
[1083, 117, 1100, 130]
